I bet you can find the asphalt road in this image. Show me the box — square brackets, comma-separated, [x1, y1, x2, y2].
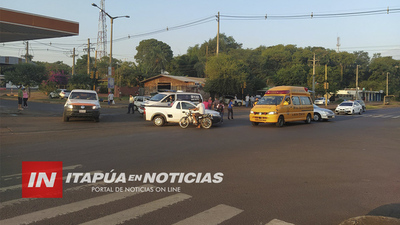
[1, 99, 400, 225]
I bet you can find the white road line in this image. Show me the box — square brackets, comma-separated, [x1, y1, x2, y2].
[392, 115, 400, 119]
[0, 170, 102, 192]
[80, 193, 192, 225]
[0, 184, 154, 225]
[372, 114, 384, 117]
[265, 219, 295, 225]
[1, 164, 82, 179]
[172, 204, 243, 225]
[0, 182, 106, 209]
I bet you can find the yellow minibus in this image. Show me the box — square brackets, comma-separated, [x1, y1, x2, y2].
[249, 86, 314, 127]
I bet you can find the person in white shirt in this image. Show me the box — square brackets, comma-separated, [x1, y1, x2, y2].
[108, 92, 114, 105]
[190, 99, 205, 128]
[127, 94, 134, 114]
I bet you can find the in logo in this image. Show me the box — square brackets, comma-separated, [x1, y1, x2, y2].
[22, 161, 63, 198]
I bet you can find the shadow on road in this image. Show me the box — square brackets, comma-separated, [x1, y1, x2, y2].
[367, 203, 400, 219]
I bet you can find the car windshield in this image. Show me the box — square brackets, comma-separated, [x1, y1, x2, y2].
[70, 92, 97, 100]
[317, 98, 324, 100]
[257, 96, 284, 105]
[340, 102, 353, 106]
[149, 94, 167, 101]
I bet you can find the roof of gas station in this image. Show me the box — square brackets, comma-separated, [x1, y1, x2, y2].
[0, 7, 79, 43]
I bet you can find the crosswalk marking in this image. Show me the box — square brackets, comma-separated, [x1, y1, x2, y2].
[0, 181, 107, 209]
[265, 219, 295, 225]
[80, 193, 192, 225]
[0, 170, 102, 193]
[0, 184, 154, 225]
[1, 164, 82, 179]
[172, 204, 243, 225]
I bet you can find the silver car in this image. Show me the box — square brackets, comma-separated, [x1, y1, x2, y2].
[313, 104, 335, 121]
[354, 100, 366, 112]
[49, 89, 71, 99]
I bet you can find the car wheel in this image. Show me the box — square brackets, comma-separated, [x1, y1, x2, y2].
[153, 115, 165, 127]
[252, 122, 259, 126]
[313, 113, 322, 122]
[363, 107, 366, 112]
[237, 102, 242, 106]
[305, 114, 311, 124]
[359, 109, 362, 115]
[276, 116, 284, 127]
[352, 110, 355, 115]
[63, 113, 69, 122]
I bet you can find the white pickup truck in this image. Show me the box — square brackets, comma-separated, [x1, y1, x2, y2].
[144, 101, 221, 127]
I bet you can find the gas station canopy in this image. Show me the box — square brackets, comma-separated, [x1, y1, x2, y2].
[0, 7, 79, 43]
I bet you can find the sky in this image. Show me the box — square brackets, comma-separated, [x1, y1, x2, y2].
[1, 0, 400, 66]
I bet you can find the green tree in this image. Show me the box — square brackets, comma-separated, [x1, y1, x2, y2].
[68, 74, 93, 90]
[204, 54, 247, 96]
[135, 39, 173, 77]
[4, 63, 46, 87]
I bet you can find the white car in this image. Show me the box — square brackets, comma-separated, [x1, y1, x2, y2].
[313, 104, 335, 121]
[314, 97, 330, 105]
[335, 101, 363, 115]
[133, 96, 150, 111]
[63, 90, 101, 122]
[145, 100, 221, 126]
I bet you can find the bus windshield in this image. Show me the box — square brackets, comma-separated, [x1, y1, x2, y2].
[257, 96, 284, 105]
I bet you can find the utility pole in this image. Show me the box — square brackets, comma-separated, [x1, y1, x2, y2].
[325, 64, 328, 107]
[216, 11, 220, 56]
[356, 65, 359, 100]
[386, 72, 389, 96]
[309, 53, 318, 100]
[87, 38, 91, 75]
[71, 48, 77, 76]
[25, 41, 29, 62]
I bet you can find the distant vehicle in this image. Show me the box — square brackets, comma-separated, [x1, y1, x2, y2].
[49, 89, 71, 99]
[140, 91, 203, 114]
[335, 101, 362, 115]
[222, 95, 243, 106]
[354, 100, 366, 112]
[133, 96, 150, 111]
[63, 90, 100, 122]
[314, 97, 330, 105]
[313, 104, 335, 121]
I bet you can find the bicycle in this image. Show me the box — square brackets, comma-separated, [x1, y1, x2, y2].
[179, 110, 212, 129]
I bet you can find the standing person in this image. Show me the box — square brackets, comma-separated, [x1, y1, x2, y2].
[250, 96, 255, 107]
[245, 94, 250, 107]
[17, 86, 23, 110]
[207, 97, 212, 109]
[227, 99, 234, 120]
[127, 94, 134, 114]
[108, 92, 114, 105]
[217, 100, 225, 124]
[213, 97, 219, 109]
[22, 88, 29, 108]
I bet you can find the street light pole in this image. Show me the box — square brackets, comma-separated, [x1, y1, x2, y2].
[91, 3, 129, 92]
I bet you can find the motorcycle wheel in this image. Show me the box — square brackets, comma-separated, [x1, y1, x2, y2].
[179, 117, 189, 128]
[200, 117, 212, 129]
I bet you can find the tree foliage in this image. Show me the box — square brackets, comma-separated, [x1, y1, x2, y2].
[4, 63, 46, 87]
[135, 39, 173, 77]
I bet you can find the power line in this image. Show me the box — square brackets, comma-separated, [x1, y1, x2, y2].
[220, 7, 400, 21]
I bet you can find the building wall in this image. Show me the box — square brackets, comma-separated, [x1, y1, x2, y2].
[143, 77, 200, 95]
